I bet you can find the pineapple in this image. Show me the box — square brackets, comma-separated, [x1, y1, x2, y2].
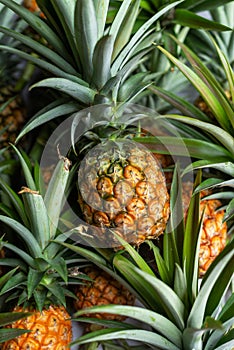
[0, 3, 28, 149]
[0, 0, 183, 247]
[182, 182, 227, 277]
[2, 306, 72, 349]
[76, 138, 169, 247]
[0, 147, 86, 349]
[74, 265, 135, 323]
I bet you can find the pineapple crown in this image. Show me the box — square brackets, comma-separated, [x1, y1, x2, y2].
[0, 145, 87, 311]
[0, 0, 187, 141]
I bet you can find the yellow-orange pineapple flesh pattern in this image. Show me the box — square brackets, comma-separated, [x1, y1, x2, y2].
[74, 266, 135, 321]
[0, 88, 25, 148]
[2, 305, 72, 350]
[77, 140, 170, 247]
[182, 182, 227, 277]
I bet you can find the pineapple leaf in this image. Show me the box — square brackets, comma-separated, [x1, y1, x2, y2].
[0, 271, 25, 296]
[113, 254, 165, 313]
[163, 115, 234, 156]
[111, 0, 183, 74]
[146, 241, 171, 285]
[94, 0, 109, 39]
[173, 9, 232, 31]
[50, 0, 78, 64]
[174, 264, 188, 309]
[33, 288, 47, 313]
[111, 0, 140, 61]
[0, 26, 77, 75]
[0, 45, 80, 83]
[109, 0, 133, 46]
[72, 327, 181, 350]
[187, 242, 234, 329]
[41, 281, 66, 307]
[212, 36, 234, 103]
[182, 160, 234, 177]
[44, 156, 71, 241]
[16, 100, 80, 142]
[0, 179, 29, 227]
[0, 0, 71, 61]
[31, 77, 96, 104]
[0, 258, 27, 272]
[214, 328, 234, 350]
[74, 0, 98, 82]
[0, 328, 31, 343]
[0, 312, 31, 327]
[0, 216, 41, 258]
[75, 304, 182, 348]
[158, 44, 233, 132]
[46, 257, 68, 283]
[133, 268, 185, 330]
[183, 171, 202, 303]
[178, 0, 234, 12]
[217, 293, 234, 323]
[111, 232, 155, 276]
[148, 85, 210, 122]
[10, 144, 36, 191]
[3, 242, 36, 268]
[224, 198, 234, 222]
[0, 267, 19, 289]
[20, 190, 50, 250]
[27, 268, 44, 300]
[194, 178, 234, 194]
[91, 35, 114, 90]
[204, 307, 234, 350]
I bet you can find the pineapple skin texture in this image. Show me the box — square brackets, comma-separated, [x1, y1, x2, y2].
[2, 305, 72, 350]
[199, 199, 227, 276]
[182, 182, 227, 276]
[77, 140, 170, 247]
[74, 266, 135, 321]
[0, 87, 25, 148]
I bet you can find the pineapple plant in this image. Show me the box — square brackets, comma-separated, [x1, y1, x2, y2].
[61, 169, 234, 350]
[0, 0, 187, 248]
[0, 146, 88, 349]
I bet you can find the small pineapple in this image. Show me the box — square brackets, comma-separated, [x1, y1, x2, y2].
[0, 147, 85, 349]
[77, 138, 170, 247]
[74, 265, 135, 322]
[182, 182, 227, 277]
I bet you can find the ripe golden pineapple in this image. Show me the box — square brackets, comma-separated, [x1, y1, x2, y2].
[2, 305, 72, 350]
[74, 265, 135, 321]
[182, 182, 227, 276]
[77, 139, 170, 247]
